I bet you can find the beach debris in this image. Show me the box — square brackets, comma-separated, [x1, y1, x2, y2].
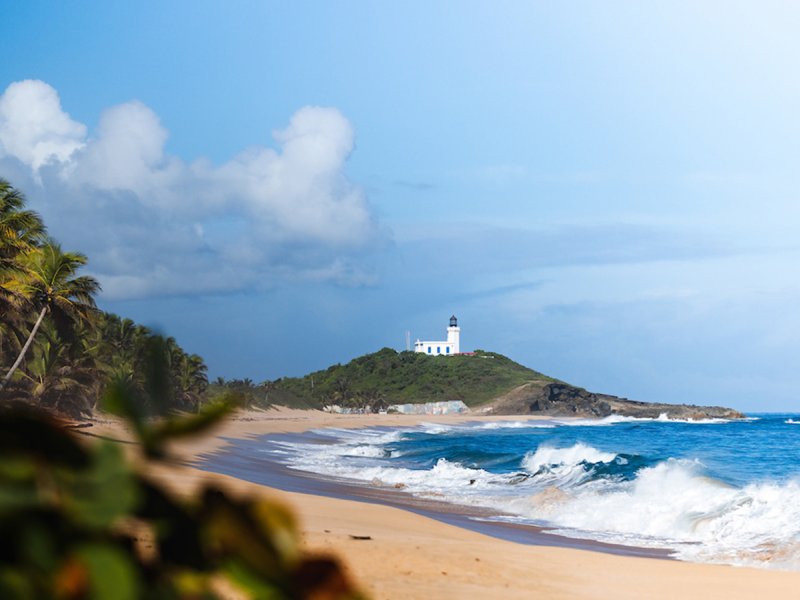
[349, 535, 372, 541]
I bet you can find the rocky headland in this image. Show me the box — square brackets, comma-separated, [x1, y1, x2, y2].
[488, 381, 744, 419]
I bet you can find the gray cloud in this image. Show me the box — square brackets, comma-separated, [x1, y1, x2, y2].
[397, 221, 733, 281]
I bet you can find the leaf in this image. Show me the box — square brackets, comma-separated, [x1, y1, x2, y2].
[19, 521, 57, 573]
[200, 488, 295, 579]
[0, 482, 40, 514]
[0, 458, 39, 514]
[0, 568, 35, 600]
[74, 544, 139, 600]
[222, 561, 286, 600]
[250, 499, 300, 563]
[169, 570, 213, 597]
[53, 556, 88, 599]
[292, 557, 362, 600]
[60, 441, 139, 529]
[101, 377, 147, 439]
[150, 396, 238, 445]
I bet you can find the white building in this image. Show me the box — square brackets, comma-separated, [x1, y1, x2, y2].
[414, 315, 461, 356]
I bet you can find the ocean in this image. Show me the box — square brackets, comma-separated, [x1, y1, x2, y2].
[204, 413, 800, 570]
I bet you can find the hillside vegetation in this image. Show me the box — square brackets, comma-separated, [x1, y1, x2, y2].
[265, 347, 556, 409]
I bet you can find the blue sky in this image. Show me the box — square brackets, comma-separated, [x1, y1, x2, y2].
[3, 2, 800, 410]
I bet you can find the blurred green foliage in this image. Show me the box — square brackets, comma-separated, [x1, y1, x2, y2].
[0, 340, 364, 600]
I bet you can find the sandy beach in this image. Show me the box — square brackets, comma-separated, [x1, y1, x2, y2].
[91, 408, 800, 599]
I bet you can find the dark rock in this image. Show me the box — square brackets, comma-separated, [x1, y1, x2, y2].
[487, 381, 744, 420]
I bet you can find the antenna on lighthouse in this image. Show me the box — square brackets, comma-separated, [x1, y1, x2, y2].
[405, 330, 411, 351]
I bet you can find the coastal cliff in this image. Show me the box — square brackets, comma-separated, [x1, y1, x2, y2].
[255, 348, 744, 420]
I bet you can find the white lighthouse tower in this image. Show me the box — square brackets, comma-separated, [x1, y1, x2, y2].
[414, 315, 461, 356]
[446, 315, 460, 354]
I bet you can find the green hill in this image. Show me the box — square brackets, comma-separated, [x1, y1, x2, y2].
[263, 348, 556, 409]
[216, 348, 744, 420]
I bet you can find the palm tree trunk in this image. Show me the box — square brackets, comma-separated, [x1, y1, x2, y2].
[0, 305, 48, 391]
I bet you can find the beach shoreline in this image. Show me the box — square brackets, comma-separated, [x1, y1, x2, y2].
[90, 407, 800, 599]
[198, 427, 673, 561]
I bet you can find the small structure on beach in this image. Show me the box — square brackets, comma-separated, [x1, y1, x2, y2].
[414, 315, 461, 356]
[389, 400, 468, 415]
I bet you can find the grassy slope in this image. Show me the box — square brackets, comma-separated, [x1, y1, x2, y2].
[266, 348, 556, 409]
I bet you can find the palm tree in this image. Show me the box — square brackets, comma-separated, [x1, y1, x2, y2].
[0, 239, 100, 391]
[19, 325, 96, 416]
[0, 180, 46, 365]
[0, 179, 45, 267]
[176, 353, 208, 411]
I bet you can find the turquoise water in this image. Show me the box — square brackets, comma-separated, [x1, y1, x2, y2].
[270, 413, 800, 569]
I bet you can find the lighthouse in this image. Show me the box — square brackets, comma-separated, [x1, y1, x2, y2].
[447, 315, 460, 353]
[414, 315, 461, 356]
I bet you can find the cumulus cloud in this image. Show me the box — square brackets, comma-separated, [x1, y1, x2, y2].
[0, 80, 86, 172]
[71, 100, 169, 192]
[0, 80, 383, 299]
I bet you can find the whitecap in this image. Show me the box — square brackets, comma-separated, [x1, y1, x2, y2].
[475, 421, 556, 430]
[522, 442, 617, 473]
[555, 415, 652, 427]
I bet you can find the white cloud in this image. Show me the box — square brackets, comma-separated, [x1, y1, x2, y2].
[0, 80, 383, 299]
[72, 100, 169, 192]
[218, 106, 372, 245]
[0, 80, 86, 172]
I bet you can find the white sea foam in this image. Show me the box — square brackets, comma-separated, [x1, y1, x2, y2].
[655, 413, 731, 424]
[406, 420, 558, 435]
[555, 415, 650, 427]
[309, 427, 404, 444]
[522, 443, 617, 474]
[267, 426, 402, 469]
[418, 422, 454, 435]
[511, 456, 800, 569]
[271, 429, 800, 570]
[475, 421, 556, 430]
[342, 445, 388, 458]
[555, 416, 617, 427]
[786, 419, 800, 425]
[556, 413, 731, 427]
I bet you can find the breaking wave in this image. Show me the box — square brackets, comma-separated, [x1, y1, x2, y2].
[265, 415, 800, 570]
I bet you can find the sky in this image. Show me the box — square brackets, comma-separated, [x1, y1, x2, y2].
[2, 1, 800, 411]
